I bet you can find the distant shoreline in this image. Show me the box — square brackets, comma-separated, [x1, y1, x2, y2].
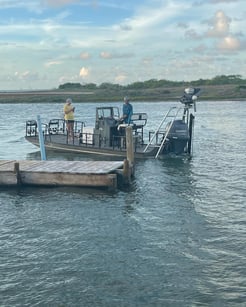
[0, 84, 245, 103]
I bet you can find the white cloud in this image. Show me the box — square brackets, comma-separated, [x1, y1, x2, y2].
[0, 0, 42, 13]
[206, 10, 231, 37]
[209, 0, 240, 3]
[79, 67, 89, 78]
[45, 60, 63, 67]
[42, 0, 79, 7]
[100, 51, 112, 59]
[217, 35, 241, 50]
[80, 52, 91, 59]
[185, 29, 201, 40]
[115, 74, 127, 83]
[14, 70, 39, 81]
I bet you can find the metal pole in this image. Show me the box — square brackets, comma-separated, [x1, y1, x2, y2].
[37, 115, 47, 160]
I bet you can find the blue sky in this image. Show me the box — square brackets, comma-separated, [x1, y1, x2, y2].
[0, 0, 245, 90]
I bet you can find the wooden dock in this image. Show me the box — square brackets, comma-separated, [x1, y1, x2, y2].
[0, 160, 128, 189]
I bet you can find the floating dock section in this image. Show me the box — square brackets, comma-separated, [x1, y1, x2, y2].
[0, 160, 130, 189]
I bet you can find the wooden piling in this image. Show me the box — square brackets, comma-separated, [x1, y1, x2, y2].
[125, 126, 135, 177]
[14, 162, 22, 186]
[114, 127, 135, 186]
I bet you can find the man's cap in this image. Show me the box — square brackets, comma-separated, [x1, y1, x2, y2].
[124, 96, 129, 102]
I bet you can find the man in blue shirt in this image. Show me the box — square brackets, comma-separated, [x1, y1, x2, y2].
[121, 96, 133, 124]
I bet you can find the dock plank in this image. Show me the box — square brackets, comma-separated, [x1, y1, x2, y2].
[20, 160, 124, 174]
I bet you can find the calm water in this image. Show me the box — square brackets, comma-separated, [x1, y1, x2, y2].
[0, 100, 245, 306]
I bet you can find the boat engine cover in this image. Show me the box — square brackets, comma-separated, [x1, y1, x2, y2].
[167, 120, 189, 139]
[162, 120, 189, 155]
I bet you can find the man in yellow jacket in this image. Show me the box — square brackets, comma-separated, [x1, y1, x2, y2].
[63, 98, 75, 138]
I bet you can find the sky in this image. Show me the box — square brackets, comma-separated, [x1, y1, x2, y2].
[0, 0, 245, 90]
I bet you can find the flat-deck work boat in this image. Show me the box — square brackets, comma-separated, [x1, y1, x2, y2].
[25, 88, 201, 159]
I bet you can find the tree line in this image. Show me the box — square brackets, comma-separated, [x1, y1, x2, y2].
[58, 75, 245, 91]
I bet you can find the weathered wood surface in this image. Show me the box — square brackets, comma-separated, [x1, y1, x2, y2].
[0, 160, 124, 188]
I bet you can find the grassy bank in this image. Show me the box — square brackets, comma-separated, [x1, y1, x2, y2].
[0, 84, 245, 103]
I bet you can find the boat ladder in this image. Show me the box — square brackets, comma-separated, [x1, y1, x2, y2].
[143, 106, 183, 158]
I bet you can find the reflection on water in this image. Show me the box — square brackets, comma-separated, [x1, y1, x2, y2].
[0, 100, 246, 306]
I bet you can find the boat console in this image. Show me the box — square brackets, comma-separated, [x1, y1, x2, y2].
[93, 106, 147, 148]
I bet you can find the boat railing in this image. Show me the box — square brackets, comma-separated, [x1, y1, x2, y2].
[48, 119, 86, 136]
[77, 132, 135, 152]
[131, 113, 147, 127]
[26, 120, 49, 137]
[76, 131, 140, 152]
[79, 131, 95, 146]
[143, 106, 183, 157]
[48, 119, 65, 135]
[26, 120, 38, 136]
[131, 113, 147, 145]
[148, 130, 165, 145]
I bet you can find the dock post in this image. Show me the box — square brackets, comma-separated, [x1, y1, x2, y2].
[14, 162, 22, 186]
[37, 115, 47, 161]
[125, 126, 135, 178]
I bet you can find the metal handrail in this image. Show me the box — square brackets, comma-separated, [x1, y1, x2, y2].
[143, 106, 182, 154]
